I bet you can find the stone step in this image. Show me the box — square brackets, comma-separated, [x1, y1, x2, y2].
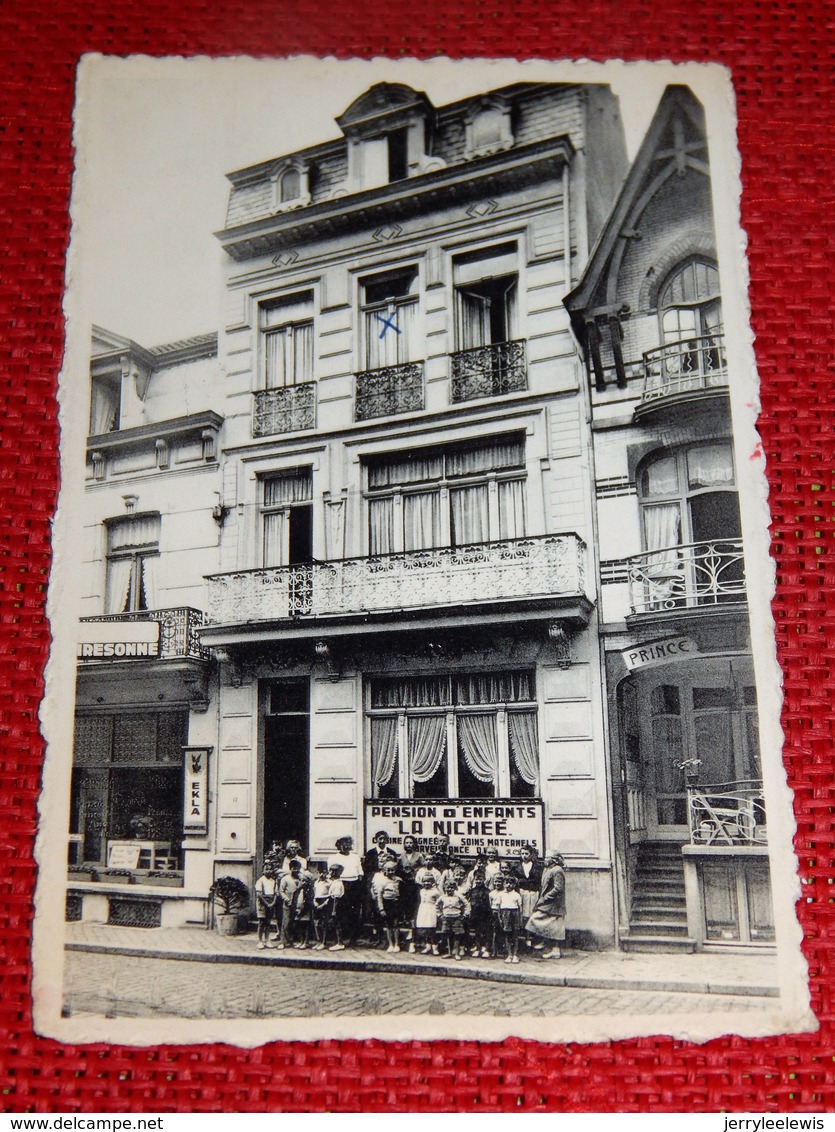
[628, 919, 690, 937]
[631, 902, 687, 918]
[621, 934, 697, 954]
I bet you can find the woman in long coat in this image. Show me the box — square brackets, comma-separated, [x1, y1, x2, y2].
[525, 852, 566, 959]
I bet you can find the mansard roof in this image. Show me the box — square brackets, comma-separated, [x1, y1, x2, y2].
[565, 85, 709, 319]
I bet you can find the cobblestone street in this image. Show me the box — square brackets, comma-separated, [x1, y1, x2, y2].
[63, 950, 777, 1021]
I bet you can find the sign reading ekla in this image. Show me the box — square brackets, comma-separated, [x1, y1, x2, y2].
[366, 800, 545, 857]
[77, 619, 161, 659]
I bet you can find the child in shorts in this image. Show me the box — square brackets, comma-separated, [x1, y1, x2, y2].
[311, 867, 330, 947]
[374, 859, 402, 953]
[467, 865, 492, 959]
[254, 862, 278, 950]
[318, 862, 346, 951]
[278, 858, 307, 949]
[437, 878, 468, 960]
[499, 875, 523, 964]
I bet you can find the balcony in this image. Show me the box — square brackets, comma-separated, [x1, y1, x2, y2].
[627, 540, 746, 615]
[253, 383, 316, 437]
[636, 334, 728, 417]
[450, 340, 527, 403]
[354, 362, 424, 421]
[79, 607, 210, 662]
[686, 781, 766, 847]
[205, 534, 588, 632]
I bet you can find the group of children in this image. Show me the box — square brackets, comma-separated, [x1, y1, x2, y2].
[254, 833, 543, 962]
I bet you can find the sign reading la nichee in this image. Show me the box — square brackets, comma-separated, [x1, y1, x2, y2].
[365, 800, 545, 857]
[77, 619, 161, 659]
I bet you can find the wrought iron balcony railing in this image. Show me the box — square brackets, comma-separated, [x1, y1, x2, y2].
[450, 340, 527, 403]
[686, 781, 766, 846]
[79, 608, 210, 661]
[206, 533, 586, 625]
[640, 334, 728, 405]
[354, 362, 424, 421]
[627, 539, 746, 614]
[253, 382, 316, 437]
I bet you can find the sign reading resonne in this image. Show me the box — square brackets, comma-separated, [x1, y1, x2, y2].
[365, 799, 545, 858]
[77, 619, 161, 659]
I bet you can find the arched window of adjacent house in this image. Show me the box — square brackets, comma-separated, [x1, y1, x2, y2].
[636, 444, 743, 608]
[658, 259, 724, 378]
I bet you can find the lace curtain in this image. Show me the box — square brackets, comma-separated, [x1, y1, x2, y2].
[508, 711, 539, 786]
[409, 715, 447, 783]
[457, 714, 499, 785]
[371, 716, 398, 788]
[105, 557, 133, 614]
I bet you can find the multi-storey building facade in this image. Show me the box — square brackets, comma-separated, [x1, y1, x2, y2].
[566, 86, 773, 950]
[67, 80, 774, 953]
[70, 328, 222, 927]
[197, 80, 627, 949]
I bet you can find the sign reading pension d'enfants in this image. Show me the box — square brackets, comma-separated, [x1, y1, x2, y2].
[365, 800, 545, 857]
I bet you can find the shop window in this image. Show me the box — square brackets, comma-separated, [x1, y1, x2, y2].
[365, 435, 526, 556]
[360, 269, 420, 371]
[368, 671, 538, 800]
[90, 373, 121, 434]
[69, 710, 188, 867]
[105, 514, 160, 614]
[261, 469, 313, 568]
[261, 293, 314, 389]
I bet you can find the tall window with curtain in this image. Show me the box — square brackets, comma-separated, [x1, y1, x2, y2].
[105, 514, 160, 614]
[368, 671, 538, 800]
[261, 293, 314, 389]
[637, 443, 741, 606]
[453, 243, 519, 350]
[261, 470, 313, 568]
[360, 269, 419, 371]
[639, 443, 739, 546]
[364, 435, 527, 556]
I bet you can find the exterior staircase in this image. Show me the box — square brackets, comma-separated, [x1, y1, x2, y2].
[620, 841, 696, 953]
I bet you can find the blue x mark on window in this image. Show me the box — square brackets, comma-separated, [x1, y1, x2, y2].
[376, 311, 401, 339]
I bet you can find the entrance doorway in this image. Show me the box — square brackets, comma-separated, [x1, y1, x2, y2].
[263, 679, 310, 854]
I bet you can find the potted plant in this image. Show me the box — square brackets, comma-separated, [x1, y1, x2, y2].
[208, 875, 249, 935]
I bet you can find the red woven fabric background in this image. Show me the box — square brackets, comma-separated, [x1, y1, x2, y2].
[2, 0, 833, 1112]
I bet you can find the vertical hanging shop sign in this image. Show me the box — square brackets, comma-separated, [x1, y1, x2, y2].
[183, 746, 211, 835]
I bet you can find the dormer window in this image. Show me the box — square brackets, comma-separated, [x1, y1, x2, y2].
[464, 97, 514, 159]
[271, 162, 311, 212]
[279, 167, 301, 203]
[336, 84, 436, 192]
[90, 373, 121, 434]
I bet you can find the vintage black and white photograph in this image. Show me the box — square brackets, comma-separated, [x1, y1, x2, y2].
[35, 55, 813, 1044]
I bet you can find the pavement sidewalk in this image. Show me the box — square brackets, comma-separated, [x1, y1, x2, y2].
[64, 921, 780, 998]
